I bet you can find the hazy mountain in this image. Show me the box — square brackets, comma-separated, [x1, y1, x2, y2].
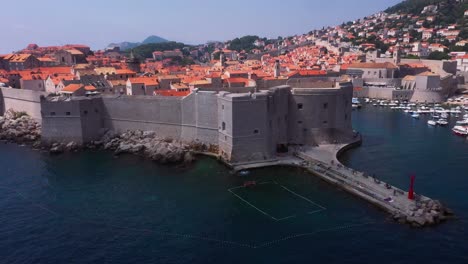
[108, 35, 169, 50]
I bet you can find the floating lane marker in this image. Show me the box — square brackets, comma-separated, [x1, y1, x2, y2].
[1, 184, 374, 249]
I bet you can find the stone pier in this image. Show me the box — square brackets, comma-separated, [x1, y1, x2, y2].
[232, 139, 453, 227]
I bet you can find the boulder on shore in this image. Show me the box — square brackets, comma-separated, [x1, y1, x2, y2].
[0, 109, 41, 144]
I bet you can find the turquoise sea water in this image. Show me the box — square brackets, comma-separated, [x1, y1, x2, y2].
[0, 106, 467, 263]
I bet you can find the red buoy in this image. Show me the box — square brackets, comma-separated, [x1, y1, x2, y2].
[408, 175, 415, 200]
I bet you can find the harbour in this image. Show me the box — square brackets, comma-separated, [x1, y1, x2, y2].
[1, 105, 467, 262]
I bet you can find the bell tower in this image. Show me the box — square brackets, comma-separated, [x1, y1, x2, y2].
[274, 60, 281, 78]
[393, 43, 401, 66]
[126, 50, 141, 73]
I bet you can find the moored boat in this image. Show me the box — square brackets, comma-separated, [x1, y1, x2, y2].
[437, 119, 448, 126]
[456, 119, 468, 125]
[452, 126, 468, 136]
[427, 120, 437, 126]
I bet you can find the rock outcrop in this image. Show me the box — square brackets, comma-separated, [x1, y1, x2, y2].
[100, 130, 194, 164]
[0, 109, 41, 144]
[0, 109, 208, 165]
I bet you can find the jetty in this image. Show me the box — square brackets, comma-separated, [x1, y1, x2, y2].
[232, 138, 453, 227]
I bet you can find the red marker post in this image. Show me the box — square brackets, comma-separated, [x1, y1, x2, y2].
[408, 175, 415, 200]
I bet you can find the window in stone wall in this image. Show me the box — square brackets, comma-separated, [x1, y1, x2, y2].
[222, 122, 226, 130]
[323, 120, 328, 125]
[345, 114, 348, 120]
[83, 110, 88, 115]
[298, 121, 303, 124]
[50, 112, 56, 116]
[324, 103, 328, 109]
[95, 109, 99, 113]
[297, 103, 303, 110]
[66, 112, 71, 116]
[254, 129, 259, 134]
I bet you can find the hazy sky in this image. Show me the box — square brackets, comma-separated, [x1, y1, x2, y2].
[0, 0, 402, 53]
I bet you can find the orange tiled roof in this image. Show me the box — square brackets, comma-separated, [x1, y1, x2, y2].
[128, 77, 158, 86]
[62, 84, 83, 92]
[348, 62, 398, 69]
[154, 90, 190, 97]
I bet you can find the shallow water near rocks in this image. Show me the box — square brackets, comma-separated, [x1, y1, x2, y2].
[0, 106, 467, 263]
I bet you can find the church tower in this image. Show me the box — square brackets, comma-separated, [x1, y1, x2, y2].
[393, 43, 401, 66]
[126, 50, 141, 73]
[274, 60, 281, 78]
[219, 51, 226, 68]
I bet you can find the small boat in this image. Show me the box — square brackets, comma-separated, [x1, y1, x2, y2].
[352, 103, 362, 109]
[452, 126, 468, 136]
[456, 119, 468, 125]
[441, 113, 449, 119]
[437, 119, 448, 126]
[427, 120, 437, 126]
[238, 170, 250, 176]
[411, 113, 420, 119]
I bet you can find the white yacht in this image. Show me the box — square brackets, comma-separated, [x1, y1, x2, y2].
[427, 120, 437, 126]
[452, 126, 468, 136]
[437, 119, 449, 126]
[411, 113, 420, 119]
[456, 119, 468, 125]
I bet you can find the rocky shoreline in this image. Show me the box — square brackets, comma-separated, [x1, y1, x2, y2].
[0, 109, 217, 164]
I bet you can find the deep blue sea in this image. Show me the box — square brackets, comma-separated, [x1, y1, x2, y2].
[1, 106, 467, 264]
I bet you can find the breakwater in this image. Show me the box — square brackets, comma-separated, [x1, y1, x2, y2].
[232, 139, 453, 227]
[296, 143, 453, 227]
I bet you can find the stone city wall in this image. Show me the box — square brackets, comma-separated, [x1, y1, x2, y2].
[0, 87, 46, 120]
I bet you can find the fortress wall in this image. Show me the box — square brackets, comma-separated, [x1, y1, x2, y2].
[289, 84, 353, 145]
[218, 92, 273, 163]
[266, 86, 291, 153]
[41, 99, 85, 143]
[363, 78, 402, 87]
[393, 90, 414, 101]
[101, 96, 183, 139]
[0, 87, 46, 120]
[79, 99, 106, 142]
[181, 92, 219, 145]
[230, 96, 271, 162]
[410, 90, 444, 103]
[367, 87, 394, 99]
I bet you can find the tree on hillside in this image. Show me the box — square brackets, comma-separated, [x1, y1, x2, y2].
[427, 51, 450, 60]
[129, 42, 189, 59]
[228, 35, 260, 52]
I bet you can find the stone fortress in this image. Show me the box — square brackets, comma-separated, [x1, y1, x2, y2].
[1, 51, 462, 165]
[0, 78, 354, 164]
[0, 74, 454, 227]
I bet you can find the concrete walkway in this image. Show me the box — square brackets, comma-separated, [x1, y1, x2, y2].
[229, 139, 451, 226]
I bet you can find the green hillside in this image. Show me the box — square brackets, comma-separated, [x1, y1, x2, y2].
[386, 0, 467, 25]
